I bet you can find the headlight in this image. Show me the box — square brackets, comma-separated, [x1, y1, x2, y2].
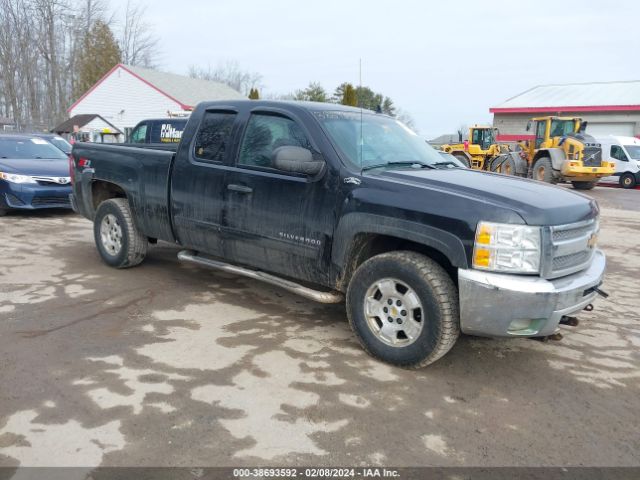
[473, 221, 541, 273]
[0, 172, 37, 184]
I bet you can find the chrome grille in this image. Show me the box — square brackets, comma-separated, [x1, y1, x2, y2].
[582, 147, 602, 167]
[543, 218, 599, 278]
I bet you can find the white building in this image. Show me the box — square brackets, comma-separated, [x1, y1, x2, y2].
[67, 63, 244, 138]
[491, 80, 640, 142]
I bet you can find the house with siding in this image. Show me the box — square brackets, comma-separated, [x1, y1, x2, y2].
[67, 64, 244, 139]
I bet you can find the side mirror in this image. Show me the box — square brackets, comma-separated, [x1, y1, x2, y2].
[272, 146, 325, 175]
[525, 120, 532, 132]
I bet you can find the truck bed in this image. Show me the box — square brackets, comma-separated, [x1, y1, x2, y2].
[72, 143, 177, 242]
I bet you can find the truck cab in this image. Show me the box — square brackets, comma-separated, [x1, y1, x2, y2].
[128, 118, 188, 145]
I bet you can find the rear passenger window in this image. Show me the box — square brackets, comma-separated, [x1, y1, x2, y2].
[194, 112, 237, 162]
[238, 114, 312, 168]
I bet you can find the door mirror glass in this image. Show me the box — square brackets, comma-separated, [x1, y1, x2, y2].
[272, 146, 325, 175]
[525, 120, 532, 132]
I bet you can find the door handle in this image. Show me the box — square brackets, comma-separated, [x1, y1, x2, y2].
[227, 184, 253, 194]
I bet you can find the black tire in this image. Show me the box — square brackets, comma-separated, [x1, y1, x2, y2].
[492, 155, 515, 175]
[346, 251, 459, 368]
[571, 181, 597, 190]
[620, 173, 637, 189]
[0, 208, 7, 217]
[452, 153, 470, 168]
[532, 157, 557, 184]
[94, 198, 147, 268]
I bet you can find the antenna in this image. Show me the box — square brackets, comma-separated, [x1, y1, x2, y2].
[359, 58, 363, 171]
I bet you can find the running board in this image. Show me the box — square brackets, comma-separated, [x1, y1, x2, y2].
[177, 250, 344, 304]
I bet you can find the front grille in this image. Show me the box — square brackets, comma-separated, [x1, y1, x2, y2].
[553, 250, 592, 270]
[31, 196, 71, 206]
[582, 147, 602, 167]
[543, 218, 598, 278]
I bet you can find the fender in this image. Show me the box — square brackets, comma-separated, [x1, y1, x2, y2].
[332, 212, 469, 271]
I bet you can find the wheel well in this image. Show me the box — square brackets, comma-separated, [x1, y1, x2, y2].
[339, 233, 457, 290]
[91, 181, 127, 211]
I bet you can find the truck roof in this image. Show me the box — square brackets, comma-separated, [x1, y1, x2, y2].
[594, 135, 640, 145]
[197, 99, 376, 115]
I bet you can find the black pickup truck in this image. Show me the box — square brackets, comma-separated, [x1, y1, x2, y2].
[71, 100, 606, 368]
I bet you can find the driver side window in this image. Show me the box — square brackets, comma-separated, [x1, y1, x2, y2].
[611, 145, 628, 161]
[238, 113, 312, 169]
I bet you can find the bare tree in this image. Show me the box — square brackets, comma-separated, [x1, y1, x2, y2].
[188, 60, 263, 96]
[118, 0, 158, 67]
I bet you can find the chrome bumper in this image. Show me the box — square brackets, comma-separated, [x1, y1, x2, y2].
[458, 249, 605, 337]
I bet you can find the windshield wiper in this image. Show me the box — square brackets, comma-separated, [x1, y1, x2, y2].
[361, 161, 435, 172]
[432, 161, 461, 168]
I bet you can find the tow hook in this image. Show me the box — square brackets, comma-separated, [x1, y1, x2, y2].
[584, 303, 594, 312]
[594, 287, 609, 298]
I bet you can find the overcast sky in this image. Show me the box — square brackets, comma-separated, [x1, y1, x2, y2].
[115, 0, 640, 138]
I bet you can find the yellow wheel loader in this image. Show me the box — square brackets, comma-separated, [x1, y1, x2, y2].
[440, 126, 522, 174]
[518, 116, 616, 190]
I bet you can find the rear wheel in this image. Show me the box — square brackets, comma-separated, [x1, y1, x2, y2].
[0, 208, 6, 217]
[571, 181, 597, 190]
[94, 198, 147, 268]
[532, 157, 557, 184]
[346, 251, 459, 368]
[620, 173, 637, 189]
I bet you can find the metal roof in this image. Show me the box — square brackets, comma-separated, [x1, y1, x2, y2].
[491, 80, 640, 113]
[53, 114, 122, 134]
[123, 64, 244, 108]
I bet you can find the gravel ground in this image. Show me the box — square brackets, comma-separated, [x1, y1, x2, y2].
[0, 185, 638, 471]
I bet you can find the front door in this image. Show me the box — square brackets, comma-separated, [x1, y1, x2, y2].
[170, 109, 239, 256]
[221, 111, 335, 285]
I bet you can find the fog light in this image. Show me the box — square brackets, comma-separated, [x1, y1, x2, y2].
[507, 318, 545, 336]
[508, 319, 532, 332]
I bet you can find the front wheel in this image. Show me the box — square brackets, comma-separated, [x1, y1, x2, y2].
[532, 157, 557, 184]
[571, 181, 597, 190]
[346, 251, 460, 368]
[94, 198, 147, 268]
[620, 173, 637, 189]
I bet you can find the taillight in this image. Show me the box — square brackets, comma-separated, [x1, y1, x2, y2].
[68, 155, 75, 184]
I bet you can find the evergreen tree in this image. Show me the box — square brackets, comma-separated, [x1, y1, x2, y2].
[248, 88, 260, 99]
[341, 83, 357, 106]
[75, 21, 121, 98]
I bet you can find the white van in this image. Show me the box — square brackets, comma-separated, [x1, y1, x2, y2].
[596, 136, 640, 188]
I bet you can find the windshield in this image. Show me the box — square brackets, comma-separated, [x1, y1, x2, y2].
[314, 111, 442, 170]
[549, 120, 576, 137]
[0, 137, 68, 160]
[48, 136, 72, 154]
[624, 145, 640, 160]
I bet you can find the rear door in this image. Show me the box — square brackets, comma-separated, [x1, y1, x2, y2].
[170, 109, 239, 256]
[221, 109, 335, 284]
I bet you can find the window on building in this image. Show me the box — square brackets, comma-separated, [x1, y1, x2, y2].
[193, 112, 237, 162]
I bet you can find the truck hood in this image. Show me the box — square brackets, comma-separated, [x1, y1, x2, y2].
[0, 158, 70, 177]
[374, 168, 598, 226]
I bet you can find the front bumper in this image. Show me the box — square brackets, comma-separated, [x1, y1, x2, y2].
[1, 181, 72, 210]
[561, 164, 616, 179]
[458, 249, 605, 337]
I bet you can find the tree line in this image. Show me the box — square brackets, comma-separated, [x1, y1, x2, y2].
[0, 0, 158, 131]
